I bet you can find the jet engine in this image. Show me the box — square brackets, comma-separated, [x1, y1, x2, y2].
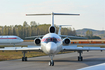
[34, 38, 41, 46]
[49, 26, 56, 33]
[62, 38, 71, 45]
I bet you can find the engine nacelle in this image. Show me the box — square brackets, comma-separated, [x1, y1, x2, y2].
[34, 38, 41, 46]
[62, 38, 71, 45]
[49, 26, 56, 33]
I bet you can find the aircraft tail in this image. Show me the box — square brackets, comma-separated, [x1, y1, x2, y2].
[26, 12, 80, 26]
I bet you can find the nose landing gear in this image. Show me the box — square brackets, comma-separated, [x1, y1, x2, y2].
[49, 60, 54, 66]
[49, 55, 54, 66]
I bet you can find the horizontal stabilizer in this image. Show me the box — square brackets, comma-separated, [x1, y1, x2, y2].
[53, 13, 80, 15]
[60, 35, 87, 39]
[26, 12, 80, 16]
[26, 14, 51, 16]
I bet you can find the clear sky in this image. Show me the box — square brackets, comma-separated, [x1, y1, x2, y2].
[0, 0, 104, 30]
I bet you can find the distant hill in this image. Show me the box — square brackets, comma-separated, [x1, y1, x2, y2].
[76, 28, 105, 38]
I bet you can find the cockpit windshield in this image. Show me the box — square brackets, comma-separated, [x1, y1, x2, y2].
[44, 37, 58, 43]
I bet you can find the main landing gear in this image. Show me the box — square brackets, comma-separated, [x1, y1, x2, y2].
[22, 51, 27, 61]
[78, 51, 83, 61]
[49, 55, 54, 66]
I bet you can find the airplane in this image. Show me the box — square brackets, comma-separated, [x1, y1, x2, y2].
[0, 36, 23, 46]
[0, 12, 105, 66]
[78, 63, 105, 70]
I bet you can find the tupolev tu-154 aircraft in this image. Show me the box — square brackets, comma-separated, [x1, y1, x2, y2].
[0, 12, 105, 66]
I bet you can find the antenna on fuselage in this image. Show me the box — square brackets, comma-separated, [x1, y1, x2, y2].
[58, 25, 72, 35]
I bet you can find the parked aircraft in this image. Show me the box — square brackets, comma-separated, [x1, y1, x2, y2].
[0, 36, 23, 46]
[0, 12, 105, 66]
[78, 63, 105, 70]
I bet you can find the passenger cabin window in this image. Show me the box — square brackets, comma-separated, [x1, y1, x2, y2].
[45, 37, 57, 43]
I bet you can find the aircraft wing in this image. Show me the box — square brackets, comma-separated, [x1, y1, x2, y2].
[25, 35, 44, 39]
[59, 35, 87, 39]
[77, 63, 105, 70]
[0, 45, 41, 51]
[25, 35, 86, 39]
[62, 45, 105, 51]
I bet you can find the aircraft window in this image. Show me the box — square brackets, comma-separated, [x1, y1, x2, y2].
[45, 37, 58, 43]
[46, 38, 50, 42]
[53, 38, 57, 42]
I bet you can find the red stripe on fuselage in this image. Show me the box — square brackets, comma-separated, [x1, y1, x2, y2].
[0, 38, 17, 39]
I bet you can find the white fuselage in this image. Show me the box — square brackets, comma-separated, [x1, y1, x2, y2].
[41, 33, 62, 55]
[0, 36, 23, 44]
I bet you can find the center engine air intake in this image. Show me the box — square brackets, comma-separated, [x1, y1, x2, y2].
[34, 38, 41, 46]
[49, 26, 56, 33]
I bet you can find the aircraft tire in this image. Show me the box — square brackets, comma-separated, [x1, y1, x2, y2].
[49, 61, 51, 66]
[22, 57, 24, 61]
[78, 56, 81, 61]
[49, 60, 54, 66]
[78, 56, 83, 61]
[51, 61, 54, 66]
[81, 57, 83, 61]
[25, 57, 27, 61]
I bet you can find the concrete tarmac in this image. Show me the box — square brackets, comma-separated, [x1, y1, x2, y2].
[0, 42, 105, 70]
[0, 51, 105, 70]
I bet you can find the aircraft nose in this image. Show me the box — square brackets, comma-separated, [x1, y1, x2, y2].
[46, 42, 57, 54]
[20, 39, 24, 42]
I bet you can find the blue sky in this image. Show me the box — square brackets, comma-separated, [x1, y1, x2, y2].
[0, 0, 104, 30]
